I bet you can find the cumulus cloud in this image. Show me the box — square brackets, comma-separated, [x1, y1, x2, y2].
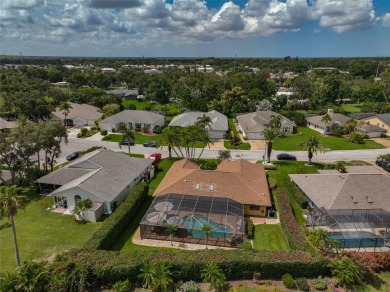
[1, 0, 44, 9]
[85, 0, 142, 9]
[383, 13, 390, 27]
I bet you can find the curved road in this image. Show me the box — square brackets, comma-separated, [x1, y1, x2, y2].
[56, 136, 390, 164]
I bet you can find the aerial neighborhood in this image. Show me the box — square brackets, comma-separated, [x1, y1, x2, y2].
[1, 57, 390, 291]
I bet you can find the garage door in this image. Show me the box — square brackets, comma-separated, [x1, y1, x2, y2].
[248, 132, 263, 140]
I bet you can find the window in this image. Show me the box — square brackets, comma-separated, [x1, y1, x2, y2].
[74, 195, 81, 204]
[250, 205, 260, 211]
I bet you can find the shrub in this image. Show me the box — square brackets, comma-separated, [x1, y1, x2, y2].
[80, 146, 102, 155]
[153, 125, 162, 134]
[182, 281, 199, 292]
[100, 129, 108, 136]
[84, 182, 149, 250]
[345, 252, 390, 275]
[282, 274, 296, 289]
[275, 191, 311, 251]
[90, 126, 97, 131]
[313, 276, 327, 290]
[80, 127, 88, 136]
[112, 280, 131, 292]
[268, 177, 277, 190]
[329, 257, 366, 288]
[199, 160, 218, 170]
[295, 277, 309, 291]
[348, 132, 365, 144]
[242, 242, 252, 250]
[124, 103, 136, 110]
[284, 180, 309, 209]
[246, 219, 254, 239]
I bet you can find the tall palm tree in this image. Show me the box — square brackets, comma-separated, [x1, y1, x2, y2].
[159, 127, 181, 158]
[166, 224, 178, 246]
[196, 114, 212, 130]
[0, 185, 25, 267]
[201, 262, 226, 292]
[321, 113, 332, 135]
[59, 101, 73, 127]
[298, 136, 326, 165]
[119, 129, 135, 154]
[344, 118, 358, 134]
[201, 224, 212, 250]
[269, 114, 282, 130]
[197, 131, 213, 159]
[262, 127, 280, 163]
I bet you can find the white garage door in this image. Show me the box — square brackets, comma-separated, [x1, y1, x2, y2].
[248, 132, 263, 140]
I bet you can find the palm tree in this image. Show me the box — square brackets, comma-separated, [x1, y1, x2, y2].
[118, 129, 135, 154]
[152, 261, 173, 292]
[269, 114, 282, 130]
[201, 223, 212, 250]
[59, 101, 73, 127]
[159, 127, 181, 158]
[329, 258, 366, 288]
[197, 131, 213, 159]
[166, 224, 178, 246]
[0, 185, 25, 267]
[138, 262, 155, 289]
[201, 262, 226, 292]
[196, 114, 212, 130]
[298, 136, 326, 165]
[262, 127, 280, 163]
[344, 118, 358, 134]
[321, 113, 332, 135]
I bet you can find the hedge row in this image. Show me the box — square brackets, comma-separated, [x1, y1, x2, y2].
[284, 179, 309, 209]
[84, 182, 149, 250]
[55, 249, 329, 284]
[275, 190, 311, 252]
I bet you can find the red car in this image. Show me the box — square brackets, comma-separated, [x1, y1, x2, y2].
[149, 153, 162, 165]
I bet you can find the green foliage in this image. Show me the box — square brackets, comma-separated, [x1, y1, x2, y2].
[79, 146, 102, 155]
[307, 229, 340, 254]
[49, 259, 91, 292]
[281, 111, 306, 127]
[284, 179, 308, 209]
[246, 218, 254, 239]
[282, 274, 296, 289]
[313, 276, 327, 290]
[153, 125, 162, 134]
[295, 277, 309, 291]
[242, 242, 252, 250]
[217, 150, 231, 160]
[199, 160, 218, 170]
[112, 280, 131, 292]
[84, 182, 149, 250]
[182, 280, 199, 292]
[79, 127, 88, 137]
[138, 261, 173, 292]
[268, 177, 277, 190]
[348, 131, 365, 144]
[201, 263, 226, 292]
[329, 257, 366, 288]
[100, 129, 108, 136]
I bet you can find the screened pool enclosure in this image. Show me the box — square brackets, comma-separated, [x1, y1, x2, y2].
[140, 193, 245, 248]
[307, 208, 390, 251]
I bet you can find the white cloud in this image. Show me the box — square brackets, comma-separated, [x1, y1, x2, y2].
[383, 13, 390, 27]
[1, 0, 44, 9]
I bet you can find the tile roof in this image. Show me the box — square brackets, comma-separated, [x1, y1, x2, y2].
[51, 103, 102, 120]
[169, 110, 228, 131]
[290, 171, 390, 212]
[236, 111, 295, 133]
[99, 110, 165, 125]
[305, 113, 350, 128]
[154, 159, 271, 206]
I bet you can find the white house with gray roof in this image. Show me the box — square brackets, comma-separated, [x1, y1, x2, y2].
[99, 110, 165, 133]
[236, 111, 295, 140]
[169, 110, 228, 139]
[51, 102, 102, 128]
[36, 149, 153, 221]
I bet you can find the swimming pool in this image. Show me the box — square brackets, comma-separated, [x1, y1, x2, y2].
[183, 215, 232, 238]
[329, 231, 385, 248]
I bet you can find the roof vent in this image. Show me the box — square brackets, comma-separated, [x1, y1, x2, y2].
[195, 183, 200, 190]
[209, 184, 214, 191]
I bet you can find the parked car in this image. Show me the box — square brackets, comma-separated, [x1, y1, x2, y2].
[375, 159, 390, 168]
[143, 141, 158, 147]
[149, 153, 162, 165]
[277, 153, 297, 161]
[120, 139, 134, 146]
[66, 151, 79, 161]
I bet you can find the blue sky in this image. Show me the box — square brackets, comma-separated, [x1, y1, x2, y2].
[0, 0, 389, 57]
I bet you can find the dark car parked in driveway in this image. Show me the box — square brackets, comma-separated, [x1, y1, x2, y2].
[66, 151, 79, 161]
[277, 153, 297, 161]
[143, 141, 158, 147]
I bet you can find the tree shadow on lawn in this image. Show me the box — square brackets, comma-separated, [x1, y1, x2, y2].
[0, 222, 11, 231]
[354, 274, 387, 292]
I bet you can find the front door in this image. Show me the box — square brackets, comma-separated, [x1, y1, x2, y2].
[54, 196, 68, 208]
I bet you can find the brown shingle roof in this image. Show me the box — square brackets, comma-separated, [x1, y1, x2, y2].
[154, 159, 271, 206]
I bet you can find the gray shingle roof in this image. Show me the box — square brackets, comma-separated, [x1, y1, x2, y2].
[236, 111, 295, 133]
[290, 171, 390, 212]
[0, 118, 16, 130]
[99, 110, 165, 125]
[37, 150, 152, 202]
[378, 113, 390, 125]
[169, 110, 228, 131]
[51, 103, 102, 120]
[350, 113, 376, 120]
[0, 171, 12, 185]
[105, 89, 138, 97]
[305, 113, 350, 128]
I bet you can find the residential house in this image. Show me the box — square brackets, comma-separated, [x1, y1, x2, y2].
[306, 109, 350, 135]
[51, 102, 102, 127]
[154, 158, 272, 217]
[0, 117, 16, 133]
[105, 88, 139, 100]
[99, 110, 165, 132]
[290, 166, 390, 212]
[169, 110, 228, 139]
[236, 111, 296, 140]
[361, 113, 390, 136]
[36, 149, 153, 221]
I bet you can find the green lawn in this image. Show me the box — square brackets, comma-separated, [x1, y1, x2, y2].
[102, 133, 162, 144]
[341, 103, 363, 113]
[228, 118, 238, 135]
[252, 224, 289, 251]
[224, 140, 251, 150]
[122, 100, 181, 113]
[273, 127, 385, 151]
[113, 158, 180, 251]
[0, 191, 102, 272]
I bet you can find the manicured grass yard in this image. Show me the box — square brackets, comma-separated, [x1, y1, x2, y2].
[103, 133, 163, 144]
[0, 191, 102, 272]
[122, 100, 181, 113]
[341, 103, 363, 113]
[228, 118, 238, 135]
[273, 127, 385, 151]
[252, 224, 289, 251]
[224, 140, 251, 150]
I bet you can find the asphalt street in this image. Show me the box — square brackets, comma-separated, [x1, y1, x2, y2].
[54, 135, 390, 164]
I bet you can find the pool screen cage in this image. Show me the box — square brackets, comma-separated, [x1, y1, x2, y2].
[307, 208, 390, 251]
[140, 193, 245, 248]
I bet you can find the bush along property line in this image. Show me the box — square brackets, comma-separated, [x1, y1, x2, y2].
[84, 182, 149, 250]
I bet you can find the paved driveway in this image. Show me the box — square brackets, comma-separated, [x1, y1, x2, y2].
[248, 140, 266, 150]
[370, 138, 390, 148]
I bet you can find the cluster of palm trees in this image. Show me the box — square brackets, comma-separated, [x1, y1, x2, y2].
[138, 261, 226, 292]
